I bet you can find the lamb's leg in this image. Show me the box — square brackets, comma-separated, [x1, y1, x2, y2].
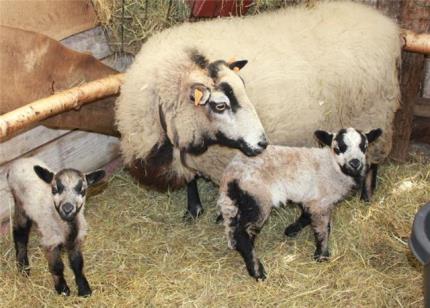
[308, 208, 331, 262]
[219, 192, 239, 250]
[46, 245, 70, 296]
[68, 243, 92, 297]
[360, 163, 378, 202]
[183, 178, 203, 221]
[13, 211, 32, 275]
[284, 205, 311, 237]
[234, 226, 266, 281]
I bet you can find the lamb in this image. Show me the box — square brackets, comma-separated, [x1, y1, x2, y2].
[116, 1, 400, 218]
[218, 128, 382, 280]
[6, 158, 105, 296]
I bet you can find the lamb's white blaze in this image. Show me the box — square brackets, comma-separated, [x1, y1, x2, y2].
[333, 128, 367, 169]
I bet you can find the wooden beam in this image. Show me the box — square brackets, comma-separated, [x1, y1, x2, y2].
[0, 74, 125, 142]
[402, 30, 430, 54]
[413, 98, 430, 118]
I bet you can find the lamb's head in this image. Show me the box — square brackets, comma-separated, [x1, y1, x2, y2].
[170, 52, 268, 157]
[33, 166, 105, 221]
[314, 127, 382, 179]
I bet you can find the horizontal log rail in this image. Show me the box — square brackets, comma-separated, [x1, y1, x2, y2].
[0, 30, 429, 142]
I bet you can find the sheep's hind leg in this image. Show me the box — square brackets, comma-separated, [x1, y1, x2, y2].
[360, 163, 378, 202]
[13, 210, 32, 275]
[46, 245, 70, 296]
[68, 243, 92, 297]
[183, 178, 204, 221]
[284, 205, 311, 237]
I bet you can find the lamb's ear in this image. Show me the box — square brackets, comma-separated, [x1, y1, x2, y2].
[314, 130, 333, 147]
[228, 60, 248, 72]
[85, 170, 106, 186]
[366, 128, 383, 143]
[34, 165, 54, 184]
[189, 84, 210, 106]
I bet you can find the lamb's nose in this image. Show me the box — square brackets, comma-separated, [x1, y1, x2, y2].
[349, 159, 361, 170]
[62, 203, 74, 214]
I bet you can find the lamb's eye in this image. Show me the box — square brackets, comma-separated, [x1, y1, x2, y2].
[215, 103, 226, 112]
[52, 186, 58, 194]
[333, 147, 340, 155]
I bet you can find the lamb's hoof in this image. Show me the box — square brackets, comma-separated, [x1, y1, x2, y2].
[55, 284, 70, 296]
[183, 204, 204, 222]
[78, 287, 92, 297]
[247, 261, 267, 281]
[284, 224, 301, 238]
[314, 250, 330, 262]
[18, 265, 30, 276]
[215, 214, 224, 224]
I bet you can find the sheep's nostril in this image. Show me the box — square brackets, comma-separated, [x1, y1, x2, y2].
[62, 203, 74, 215]
[349, 159, 361, 169]
[258, 139, 268, 150]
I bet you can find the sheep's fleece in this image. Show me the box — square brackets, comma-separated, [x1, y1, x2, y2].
[116, 1, 400, 188]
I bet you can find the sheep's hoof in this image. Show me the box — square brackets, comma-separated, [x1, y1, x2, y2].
[55, 284, 70, 296]
[78, 287, 92, 297]
[360, 192, 371, 203]
[183, 204, 204, 222]
[314, 250, 330, 262]
[247, 261, 266, 281]
[284, 224, 302, 238]
[215, 214, 224, 224]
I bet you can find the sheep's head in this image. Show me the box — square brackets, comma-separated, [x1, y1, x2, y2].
[33, 166, 105, 221]
[170, 52, 268, 157]
[314, 127, 382, 179]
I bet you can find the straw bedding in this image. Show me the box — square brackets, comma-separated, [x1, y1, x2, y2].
[0, 155, 429, 306]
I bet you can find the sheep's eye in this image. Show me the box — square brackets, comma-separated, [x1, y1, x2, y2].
[215, 103, 226, 112]
[51, 186, 58, 194]
[333, 147, 340, 155]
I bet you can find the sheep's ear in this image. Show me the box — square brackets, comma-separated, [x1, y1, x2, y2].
[228, 60, 248, 72]
[34, 165, 54, 184]
[314, 130, 333, 147]
[366, 128, 382, 143]
[85, 169, 106, 186]
[189, 84, 210, 106]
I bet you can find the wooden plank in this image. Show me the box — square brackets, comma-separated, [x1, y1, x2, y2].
[390, 0, 430, 161]
[0, 0, 98, 40]
[413, 98, 430, 118]
[0, 130, 120, 225]
[424, 58, 430, 99]
[0, 126, 68, 166]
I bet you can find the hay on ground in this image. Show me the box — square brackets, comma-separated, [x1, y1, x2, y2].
[0, 155, 429, 306]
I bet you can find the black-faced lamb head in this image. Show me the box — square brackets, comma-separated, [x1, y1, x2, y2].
[173, 56, 268, 157]
[34, 166, 105, 221]
[314, 127, 382, 179]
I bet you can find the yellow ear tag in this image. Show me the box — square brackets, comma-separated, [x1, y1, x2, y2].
[194, 88, 203, 106]
[233, 66, 240, 73]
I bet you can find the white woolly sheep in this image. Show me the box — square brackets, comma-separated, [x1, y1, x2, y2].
[218, 128, 382, 280]
[116, 1, 400, 218]
[7, 158, 105, 296]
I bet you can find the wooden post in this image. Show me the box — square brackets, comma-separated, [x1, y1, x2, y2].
[390, 0, 430, 161]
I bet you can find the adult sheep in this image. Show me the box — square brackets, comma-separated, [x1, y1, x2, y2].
[116, 1, 400, 219]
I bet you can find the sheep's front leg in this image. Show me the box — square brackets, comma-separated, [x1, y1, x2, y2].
[46, 245, 70, 296]
[360, 163, 378, 202]
[284, 205, 311, 237]
[308, 207, 331, 262]
[68, 244, 92, 297]
[183, 178, 203, 221]
[234, 227, 266, 281]
[13, 216, 32, 275]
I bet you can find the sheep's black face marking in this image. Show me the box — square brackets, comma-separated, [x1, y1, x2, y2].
[208, 60, 227, 79]
[218, 82, 240, 113]
[216, 132, 267, 157]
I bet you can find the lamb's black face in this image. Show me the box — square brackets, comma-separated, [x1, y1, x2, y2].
[34, 166, 105, 221]
[315, 127, 382, 180]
